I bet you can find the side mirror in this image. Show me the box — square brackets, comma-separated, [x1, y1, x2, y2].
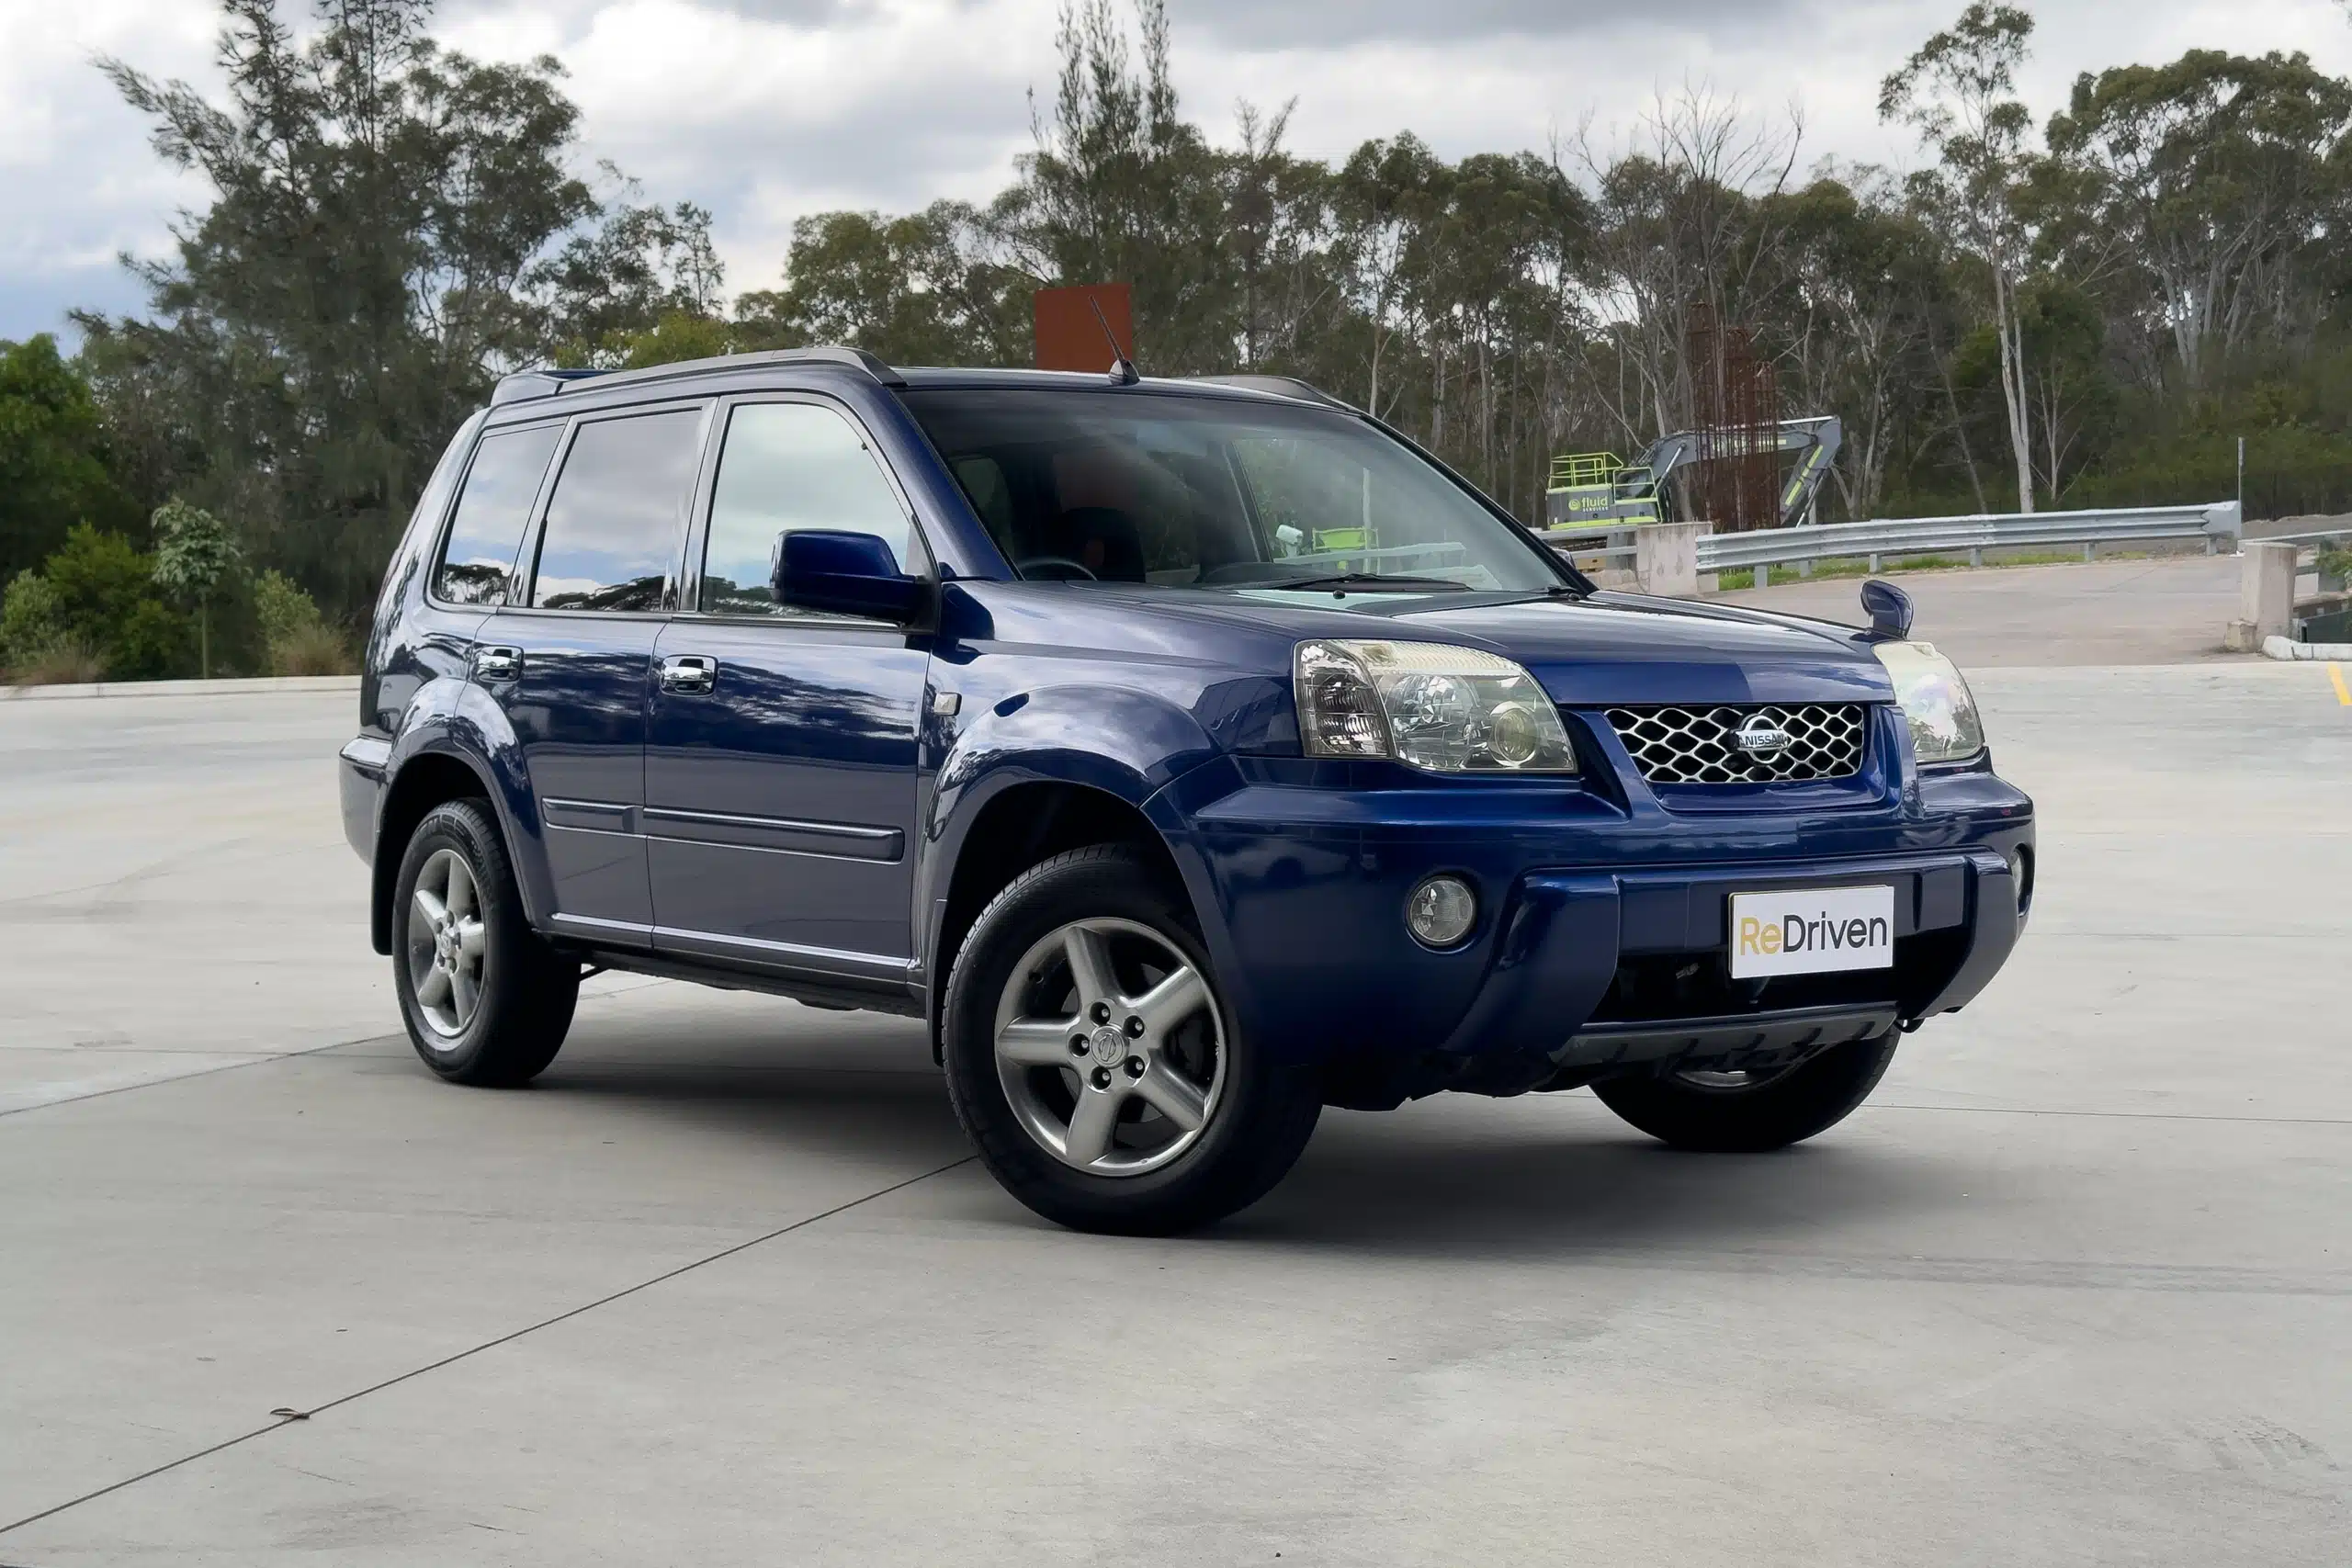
[771, 530, 924, 622]
[1859, 578, 1914, 641]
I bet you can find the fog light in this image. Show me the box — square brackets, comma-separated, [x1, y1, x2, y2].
[1405, 875, 1476, 949]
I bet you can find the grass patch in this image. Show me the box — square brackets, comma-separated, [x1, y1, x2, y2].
[6, 638, 107, 686]
[267, 621, 356, 676]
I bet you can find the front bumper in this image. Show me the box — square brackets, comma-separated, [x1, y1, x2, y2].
[1165, 751, 2032, 1107]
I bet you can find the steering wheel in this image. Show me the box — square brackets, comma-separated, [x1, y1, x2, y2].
[1016, 556, 1098, 581]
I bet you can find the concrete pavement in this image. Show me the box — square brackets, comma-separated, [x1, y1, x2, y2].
[2, 660, 2347, 1563]
[1712, 554, 2243, 667]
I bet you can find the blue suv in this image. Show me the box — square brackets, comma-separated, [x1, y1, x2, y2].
[342, 347, 2033, 1234]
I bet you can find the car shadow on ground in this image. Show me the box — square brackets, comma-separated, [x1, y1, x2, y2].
[511, 1018, 1974, 1264]
[1222, 1105, 1973, 1263]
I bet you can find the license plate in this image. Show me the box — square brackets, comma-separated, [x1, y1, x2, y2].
[1729, 886, 1895, 977]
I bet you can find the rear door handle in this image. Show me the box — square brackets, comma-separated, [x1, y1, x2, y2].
[659, 654, 718, 695]
[473, 646, 521, 682]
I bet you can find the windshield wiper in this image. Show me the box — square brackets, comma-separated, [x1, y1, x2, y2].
[1275, 572, 1472, 594]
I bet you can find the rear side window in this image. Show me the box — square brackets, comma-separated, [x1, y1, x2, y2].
[433, 424, 562, 605]
[699, 401, 915, 616]
[529, 409, 705, 612]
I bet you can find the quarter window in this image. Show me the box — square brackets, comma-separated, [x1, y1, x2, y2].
[433, 424, 562, 606]
[701, 402, 915, 616]
[530, 409, 705, 612]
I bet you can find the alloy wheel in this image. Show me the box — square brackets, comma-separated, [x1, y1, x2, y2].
[992, 917, 1227, 1177]
[406, 847, 489, 1041]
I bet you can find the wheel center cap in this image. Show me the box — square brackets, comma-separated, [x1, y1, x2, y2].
[1089, 1026, 1126, 1066]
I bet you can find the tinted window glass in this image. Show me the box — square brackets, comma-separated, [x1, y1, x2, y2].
[902, 389, 1564, 592]
[434, 424, 561, 605]
[530, 410, 704, 612]
[701, 402, 914, 616]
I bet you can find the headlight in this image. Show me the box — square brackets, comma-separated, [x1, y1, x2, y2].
[1872, 640, 1984, 763]
[1295, 639, 1577, 773]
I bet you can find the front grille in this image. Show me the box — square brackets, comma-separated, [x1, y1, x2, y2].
[1606, 703, 1866, 784]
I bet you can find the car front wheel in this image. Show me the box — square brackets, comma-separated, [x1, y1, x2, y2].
[391, 798, 579, 1087]
[942, 845, 1320, 1235]
[1589, 1032, 1901, 1152]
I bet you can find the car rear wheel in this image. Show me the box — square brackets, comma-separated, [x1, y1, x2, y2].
[942, 845, 1320, 1235]
[1589, 1032, 1901, 1152]
[391, 798, 579, 1087]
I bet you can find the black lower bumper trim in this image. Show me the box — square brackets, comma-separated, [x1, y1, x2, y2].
[1556, 1002, 1901, 1073]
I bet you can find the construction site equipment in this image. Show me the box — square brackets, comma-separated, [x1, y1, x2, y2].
[1544, 417, 1844, 534]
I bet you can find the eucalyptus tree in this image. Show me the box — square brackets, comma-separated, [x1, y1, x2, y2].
[2046, 51, 2352, 389]
[78, 0, 707, 615]
[1881, 3, 2042, 512]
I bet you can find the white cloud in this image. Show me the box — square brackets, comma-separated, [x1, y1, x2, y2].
[7, 0, 2352, 340]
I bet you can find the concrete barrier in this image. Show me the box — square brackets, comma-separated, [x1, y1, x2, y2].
[1634, 521, 1707, 598]
[2224, 543, 2298, 651]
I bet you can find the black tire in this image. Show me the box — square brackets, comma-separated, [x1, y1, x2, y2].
[1590, 1033, 1901, 1153]
[942, 845, 1321, 1235]
[390, 798, 579, 1088]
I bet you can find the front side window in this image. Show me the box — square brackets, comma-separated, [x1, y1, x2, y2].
[529, 408, 705, 612]
[700, 401, 916, 616]
[434, 423, 562, 606]
[899, 388, 1568, 595]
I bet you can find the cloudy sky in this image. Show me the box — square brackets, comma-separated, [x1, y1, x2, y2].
[6, 0, 2352, 342]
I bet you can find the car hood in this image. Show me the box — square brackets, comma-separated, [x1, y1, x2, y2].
[960, 583, 1893, 707]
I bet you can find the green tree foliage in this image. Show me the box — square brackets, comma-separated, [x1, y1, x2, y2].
[41, 0, 2352, 678]
[151, 500, 242, 676]
[0, 570, 70, 671]
[76, 0, 710, 618]
[1880, 3, 2042, 512]
[732, 204, 1032, 367]
[0, 336, 139, 581]
[36, 525, 191, 680]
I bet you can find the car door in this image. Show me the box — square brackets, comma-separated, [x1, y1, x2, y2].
[480, 402, 708, 943]
[645, 395, 931, 983]
[407, 414, 564, 729]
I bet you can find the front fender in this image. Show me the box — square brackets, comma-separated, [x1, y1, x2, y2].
[915, 682, 1223, 979]
[370, 676, 549, 946]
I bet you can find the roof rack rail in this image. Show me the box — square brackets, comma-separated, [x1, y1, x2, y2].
[490, 367, 607, 406]
[1185, 374, 1352, 411]
[488, 345, 906, 409]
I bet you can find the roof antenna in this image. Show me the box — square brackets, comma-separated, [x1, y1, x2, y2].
[1088, 294, 1140, 386]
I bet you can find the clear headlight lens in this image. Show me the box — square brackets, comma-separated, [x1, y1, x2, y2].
[1872, 640, 1985, 764]
[1295, 639, 1577, 773]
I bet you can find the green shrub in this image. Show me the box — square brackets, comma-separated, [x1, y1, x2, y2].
[250, 569, 349, 673]
[1, 570, 67, 671]
[269, 620, 356, 676]
[254, 570, 320, 644]
[40, 524, 193, 680]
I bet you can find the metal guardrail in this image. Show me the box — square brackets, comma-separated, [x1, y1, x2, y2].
[1692, 501, 2242, 574]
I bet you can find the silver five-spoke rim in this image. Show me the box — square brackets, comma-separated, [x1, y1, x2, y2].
[406, 849, 488, 1043]
[993, 918, 1227, 1177]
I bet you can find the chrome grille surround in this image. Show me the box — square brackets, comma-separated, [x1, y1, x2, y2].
[1605, 703, 1868, 784]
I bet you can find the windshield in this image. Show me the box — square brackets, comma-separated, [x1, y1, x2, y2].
[899, 387, 1570, 594]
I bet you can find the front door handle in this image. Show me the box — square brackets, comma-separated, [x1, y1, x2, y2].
[659, 654, 718, 695]
[473, 646, 521, 682]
